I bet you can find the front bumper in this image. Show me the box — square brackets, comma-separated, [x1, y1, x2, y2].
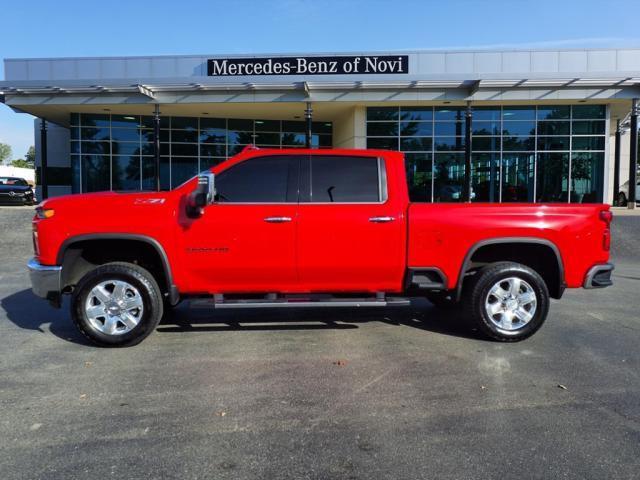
[583, 263, 614, 289]
[28, 258, 62, 304]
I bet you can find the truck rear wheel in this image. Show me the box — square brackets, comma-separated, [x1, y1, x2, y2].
[71, 262, 164, 347]
[464, 262, 549, 342]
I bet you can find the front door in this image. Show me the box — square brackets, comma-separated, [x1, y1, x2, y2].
[296, 154, 406, 293]
[179, 155, 300, 293]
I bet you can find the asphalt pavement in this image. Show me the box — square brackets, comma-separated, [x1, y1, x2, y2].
[0, 205, 639, 480]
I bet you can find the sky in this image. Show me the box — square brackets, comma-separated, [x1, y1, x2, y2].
[1, 0, 640, 160]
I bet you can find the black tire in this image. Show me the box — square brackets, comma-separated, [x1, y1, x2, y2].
[425, 292, 458, 309]
[71, 262, 164, 347]
[463, 262, 549, 342]
[617, 192, 627, 207]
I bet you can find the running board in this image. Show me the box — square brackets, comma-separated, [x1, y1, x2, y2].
[191, 295, 411, 309]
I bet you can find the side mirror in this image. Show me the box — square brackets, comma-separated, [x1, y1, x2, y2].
[186, 172, 215, 218]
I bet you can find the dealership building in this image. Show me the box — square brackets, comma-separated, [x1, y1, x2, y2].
[1, 48, 639, 204]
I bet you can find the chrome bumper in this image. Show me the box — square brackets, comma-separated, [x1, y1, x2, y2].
[583, 263, 614, 289]
[28, 258, 62, 300]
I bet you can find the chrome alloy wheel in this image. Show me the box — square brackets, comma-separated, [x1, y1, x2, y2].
[84, 280, 144, 335]
[485, 277, 537, 331]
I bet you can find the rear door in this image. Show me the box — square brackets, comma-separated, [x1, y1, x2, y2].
[296, 154, 406, 292]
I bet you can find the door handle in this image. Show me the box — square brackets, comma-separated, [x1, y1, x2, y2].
[264, 216, 292, 223]
[369, 216, 395, 223]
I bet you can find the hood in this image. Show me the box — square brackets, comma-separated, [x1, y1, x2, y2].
[39, 190, 177, 213]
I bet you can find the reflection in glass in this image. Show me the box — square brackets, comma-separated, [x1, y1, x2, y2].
[434, 107, 464, 121]
[571, 153, 604, 203]
[472, 121, 499, 136]
[434, 153, 465, 202]
[112, 156, 141, 191]
[171, 130, 198, 143]
[572, 105, 605, 119]
[73, 113, 333, 193]
[572, 137, 605, 151]
[537, 106, 570, 120]
[503, 135, 535, 151]
[472, 137, 501, 151]
[111, 142, 141, 156]
[471, 154, 499, 202]
[537, 121, 570, 135]
[254, 120, 280, 132]
[400, 121, 432, 136]
[536, 153, 569, 202]
[367, 122, 398, 136]
[502, 121, 536, 136]
[401, 137, 432, 151]
[367, 137, 399, 150]
[81, 127, 110, 141]
[81, 155, 110, 192]
[367, 107, 399, 121]
[473, 108, 501, 121]
[405, 153, 433, 202]
[503, 107, 535, 121]
[502, 153, 535, 202]
[401, 107, 433, 121]
[111, 128, 140, 142]
[434, 122, 464, 136]
[572, 121, 605, 135]
[71, 155, 81, 193]
[434, 137, 464, 151]
[364, 105, 606, 204]
[171, 157, 199, 189]
[537, 136, 570, 151]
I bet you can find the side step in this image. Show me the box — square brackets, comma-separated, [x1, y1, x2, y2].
[191, 294, 411, 309]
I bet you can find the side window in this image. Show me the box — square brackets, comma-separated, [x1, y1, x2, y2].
[215, 156, 299, 203]
[309, 156, 382, 202]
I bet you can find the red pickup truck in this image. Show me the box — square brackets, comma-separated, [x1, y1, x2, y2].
[28, 148, 613, 347]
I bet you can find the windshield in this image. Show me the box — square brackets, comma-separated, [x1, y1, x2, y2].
[0, 177, 28, 186]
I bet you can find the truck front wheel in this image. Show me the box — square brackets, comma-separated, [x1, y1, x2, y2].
[464, 262, 549, 342]
[71, 262, 164, 347]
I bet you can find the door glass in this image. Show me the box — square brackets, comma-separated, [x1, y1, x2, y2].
[308, 156, 380, 202]
[215, 155, 299, 203]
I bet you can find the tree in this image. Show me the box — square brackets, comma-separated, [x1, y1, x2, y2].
[25, 146, 35, 167]
[0, 143, 12, 165]
[10, 158, 32, 169]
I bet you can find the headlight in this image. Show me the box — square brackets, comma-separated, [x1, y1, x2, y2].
[35, 207, 55, 219]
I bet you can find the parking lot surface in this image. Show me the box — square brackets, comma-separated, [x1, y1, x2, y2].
[1, 205, 639, 480]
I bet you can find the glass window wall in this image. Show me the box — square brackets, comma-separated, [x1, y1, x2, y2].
[366, 104, 606, 203]
[70, 114, 332, 192]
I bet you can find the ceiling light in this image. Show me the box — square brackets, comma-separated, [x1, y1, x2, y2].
[123, 116, 136, 120]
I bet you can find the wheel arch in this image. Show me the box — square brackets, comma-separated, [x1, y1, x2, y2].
[455, 237, 565, 301]
[57, 233, 179, 304]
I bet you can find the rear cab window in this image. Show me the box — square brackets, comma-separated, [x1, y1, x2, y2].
[303, 155, 387, 203]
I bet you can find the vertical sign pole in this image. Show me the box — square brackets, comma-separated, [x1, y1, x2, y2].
[463, 102, 473, 202]
[154, 104, 161, 191]
[305, 102, 313, 149]
[613, 119, 621, 205]
[40, 119, 48, 200]
[629, 99, 638, 209]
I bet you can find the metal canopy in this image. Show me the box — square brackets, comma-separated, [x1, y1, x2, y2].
[2, 77, 640, 97]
